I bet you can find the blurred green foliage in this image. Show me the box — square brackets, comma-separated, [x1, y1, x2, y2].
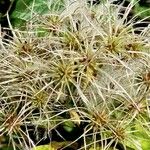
[10, 0, 64, 27]
[0, 0, 149, 28]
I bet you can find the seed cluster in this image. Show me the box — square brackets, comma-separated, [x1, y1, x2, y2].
[0, 0, 150, 149]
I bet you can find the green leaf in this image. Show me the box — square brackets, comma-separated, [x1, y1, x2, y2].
[134, 123, 150, 150]
[125, 121, 150, 150]
[1, 146, 14, 150]
[10, 0, 49, 27]
[31, 145, 54, 150]
[32, 141, 76, 150]
[63, 121, 75, 132]
[10, 0, 65, 28]
[133, 3, 150, 19]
